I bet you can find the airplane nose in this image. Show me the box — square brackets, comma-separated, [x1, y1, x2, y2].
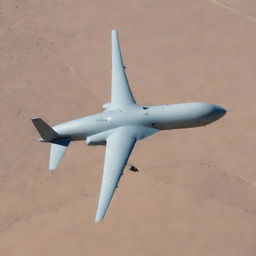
[214, 105, 226, 118]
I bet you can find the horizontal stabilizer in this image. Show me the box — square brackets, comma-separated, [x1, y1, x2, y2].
[31, 118, 59, 141]
[49, 139, 70, 170]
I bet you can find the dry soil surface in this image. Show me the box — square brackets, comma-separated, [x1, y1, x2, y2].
[1, 0, 256, 255]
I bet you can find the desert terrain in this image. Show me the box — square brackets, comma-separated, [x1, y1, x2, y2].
[1, 0, 256, 255]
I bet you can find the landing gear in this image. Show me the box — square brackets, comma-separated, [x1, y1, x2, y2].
[129, 165, 139, 172]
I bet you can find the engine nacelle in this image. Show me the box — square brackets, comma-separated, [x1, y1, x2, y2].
[102, 102, 111, 110]
[86, 133, 107, 146]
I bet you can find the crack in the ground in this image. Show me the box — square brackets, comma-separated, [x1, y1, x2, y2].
[141, 161, 256, 214]
[10, 13, 32, 30]
[0, 190, 90, 233]
[143, 161, 256, 189]
[0, 12, 32, 36]
[48, 51, 100, 103]
[209, 0, 256, 23]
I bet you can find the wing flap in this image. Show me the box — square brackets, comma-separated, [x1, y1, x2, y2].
[95, 128, 136, 222]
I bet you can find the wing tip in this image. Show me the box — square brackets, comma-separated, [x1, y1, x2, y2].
[49, 165, 57, 171]
[95, 215, 104, 223]
[95, 207, 106, 222]
[112, 29, 118, 37]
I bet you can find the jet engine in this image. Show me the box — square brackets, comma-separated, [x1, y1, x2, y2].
[86, 133, 107, 146]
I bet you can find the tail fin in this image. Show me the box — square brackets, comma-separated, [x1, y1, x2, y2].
[49, 139, 70, 170]
[31, 118, 59, 141]
[31, 118, 70, 170]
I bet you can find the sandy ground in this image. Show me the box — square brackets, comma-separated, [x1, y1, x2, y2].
[1, 0, 256, 255]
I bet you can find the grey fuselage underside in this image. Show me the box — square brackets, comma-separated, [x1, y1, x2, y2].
[53, 102, 226, 142]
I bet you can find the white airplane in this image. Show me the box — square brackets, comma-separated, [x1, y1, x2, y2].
[32, 29, 226, 222]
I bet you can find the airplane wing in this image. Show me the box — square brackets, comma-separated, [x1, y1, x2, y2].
[110, 29, 136, 109]
[95, 127, 136, 222]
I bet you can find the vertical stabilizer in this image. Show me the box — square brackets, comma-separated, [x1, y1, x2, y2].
[31, 118, 59, 141]
[49, 139, 70, 170]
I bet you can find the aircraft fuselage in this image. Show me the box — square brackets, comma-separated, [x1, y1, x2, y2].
[53, 102, 226, 143]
